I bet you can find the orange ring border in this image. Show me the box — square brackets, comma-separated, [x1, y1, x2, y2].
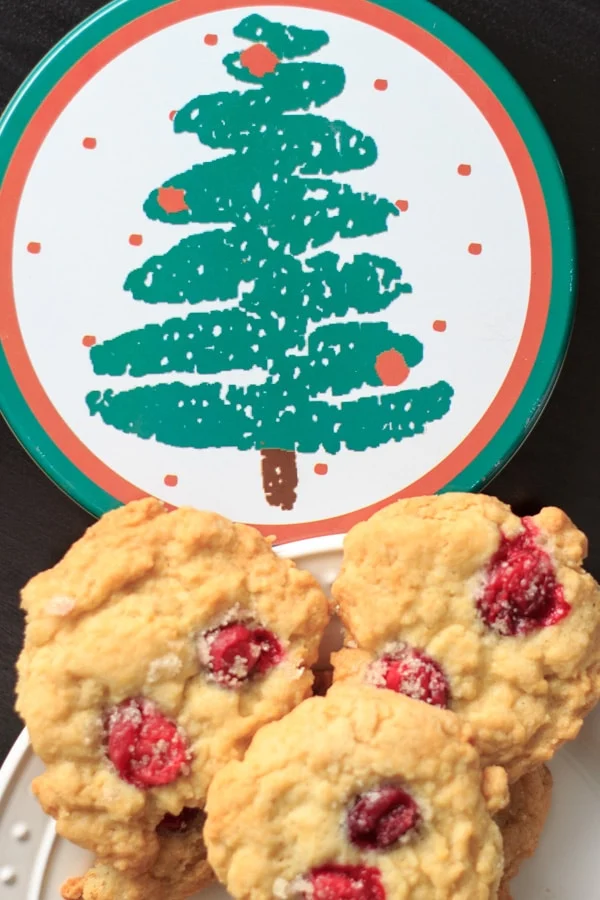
[0, 0, 551, 543]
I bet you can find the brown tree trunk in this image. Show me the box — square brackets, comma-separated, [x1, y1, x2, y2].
[260, 449, 298, 511]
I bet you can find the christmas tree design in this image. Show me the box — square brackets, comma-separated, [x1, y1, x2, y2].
[87, 14, 454, 510]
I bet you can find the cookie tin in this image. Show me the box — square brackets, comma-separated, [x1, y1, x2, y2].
[0, 0, 575, 542]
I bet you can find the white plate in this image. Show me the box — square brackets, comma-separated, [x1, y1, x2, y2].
[1, 536, 599, 899]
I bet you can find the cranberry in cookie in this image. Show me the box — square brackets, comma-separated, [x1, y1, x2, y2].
[204, 683, 507, 900]
[303, 865, 385, 900]
[332, 493, 600, 780]
[106, 698, 191, 789]
[365, 647, 450, 709]
[198, 621, 283, 687]
[16, 498, 328, 872]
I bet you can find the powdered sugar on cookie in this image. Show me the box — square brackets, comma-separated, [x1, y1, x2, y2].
[45, 595, 76, 616]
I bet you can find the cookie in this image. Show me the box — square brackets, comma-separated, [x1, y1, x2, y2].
[331, 493, 600, 780]
[204, 683, 508, 899]
[16, 498, 329, 872]
[497, 766, 553, 900]
[61, 809, 213, 900]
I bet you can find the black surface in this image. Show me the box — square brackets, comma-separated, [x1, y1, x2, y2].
[0, 0, 599, 764]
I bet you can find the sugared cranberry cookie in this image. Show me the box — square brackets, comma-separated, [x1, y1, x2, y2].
[204, 683, 507, 900]
[331, 493, 600, 780]
[61, 808, 212, 900]
[16, 499, 328, 872]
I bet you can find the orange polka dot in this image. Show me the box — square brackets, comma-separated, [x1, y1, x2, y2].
[314, 463, 328, 476]
[433, 320, 447, 332]
[169, 109, 177, 121]
[240, 44, 280, 78]
[375, 349, 409, 387]
[458, 164, 472, 176]
[468, 242, 482, 255]
[157, 186, 189, 213]
[374, 79, 388, 91]
[129, 233, 143, 246]
[395, 199, 409, 212]
[27, 241, 41, 254]
[164, 474, 178, 487]
[82, 335, 97, 347]
[82, 137, 97, 149]
[204, 33, 218, 45]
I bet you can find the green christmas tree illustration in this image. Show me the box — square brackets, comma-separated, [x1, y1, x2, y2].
[87, 14, 453, 510]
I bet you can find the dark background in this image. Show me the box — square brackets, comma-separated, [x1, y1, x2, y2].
[0, 0, 599, 763]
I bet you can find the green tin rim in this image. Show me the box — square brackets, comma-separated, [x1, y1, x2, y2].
[0, 0, 576, 519]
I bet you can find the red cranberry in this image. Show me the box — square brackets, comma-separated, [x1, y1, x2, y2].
[478, 517, 571, 635]
[305, 865, 385, 900]
[107, 698, 189, 789]
[203, 622, 282, 687]
[251, 627, 283, 673]
[370, 648, 449, 708]
[156, 807, 204, 835]
[347, 786, 420, 850]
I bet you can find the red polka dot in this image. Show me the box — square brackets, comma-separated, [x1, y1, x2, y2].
[240, 44, 280, 78]
[164, 474, 178, 487]
[169, 109, 177, 121]
[395, 199, 409, 212]
[204, 33, 218, 45]
[27, 241, 41, 254]
[82, 137, 97, 149]
[157, 186, 189, 213]
[82, 335, 97, 347]
[458, 164, 472, 176]
[432, 320, 447, 333]
[129, 234, 143, 246]
[375, 349, 409, 387]
[468, 242, 483, 255]
[314, 463, 328, 476]
[374, 79, 388, 91]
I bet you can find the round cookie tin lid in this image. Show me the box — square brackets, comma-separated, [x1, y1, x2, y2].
[0, 0, 575, 544]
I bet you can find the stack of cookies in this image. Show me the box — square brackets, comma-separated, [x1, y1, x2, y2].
[15, 493, 600, 899]
[16, 499, 329, 900]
